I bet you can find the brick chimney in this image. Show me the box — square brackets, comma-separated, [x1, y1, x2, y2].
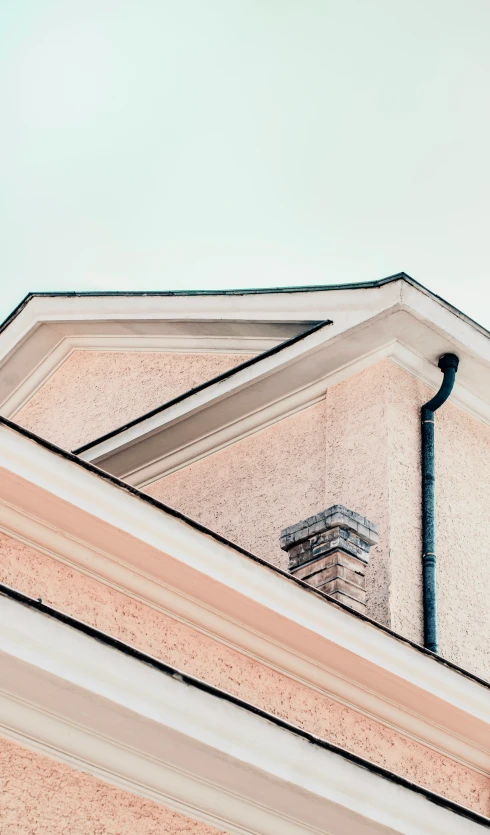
[280, 505, 378, 613]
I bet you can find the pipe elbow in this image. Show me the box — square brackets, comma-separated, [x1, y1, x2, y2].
[423, 353, 459, 413]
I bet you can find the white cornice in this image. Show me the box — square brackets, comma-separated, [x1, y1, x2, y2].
[0, 279, 402, 419]
[78, 292, 490, 484]
[0, 593, 487, 835]
[0, 329, 303, 418]
[3, 279, 490, 434]
[0, 422, 488, 778]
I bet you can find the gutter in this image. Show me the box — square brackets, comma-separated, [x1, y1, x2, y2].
[422, 354, 460, 652]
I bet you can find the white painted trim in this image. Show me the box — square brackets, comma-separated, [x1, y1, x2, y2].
[78, 297, 490, 484]
[0, 313, 313, 417]
[0, 594, 486, 835]
[0, 278, 409, 419]
[0, 423, 488, 778]
[128, 343, 395, 486]
[1, 334, 269, 419]
[4, 279, 490, 441]
[1, 283, 396, 418]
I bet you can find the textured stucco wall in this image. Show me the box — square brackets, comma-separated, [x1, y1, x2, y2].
[0, 736, 225, 835]
[385, 362, 424, 644]
[324, 359, 490, 680]
[1, 531, 488, 815]
[147, 402, 327, 569]
[384, 360, 490, 680]
[145, 359, 490, 679]
[14, 350, 251, 451]
[324, 361, 392, 627]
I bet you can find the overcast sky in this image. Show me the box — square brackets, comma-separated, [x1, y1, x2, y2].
[1, 1, 490, 327]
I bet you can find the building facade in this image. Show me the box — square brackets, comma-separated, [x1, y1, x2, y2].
[0, 273, 489, 833]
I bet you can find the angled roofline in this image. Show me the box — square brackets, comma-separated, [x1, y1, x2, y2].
[74, 319, 332, 454]
[0, 271, 406, 333]
[2, 273, 489, 430]
[1, 414, 489, 693]
[74, 274, 490, 480]
[1, 580, 488, 829]
[3, 271, 489, 340]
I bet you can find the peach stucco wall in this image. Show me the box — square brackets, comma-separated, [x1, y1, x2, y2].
[146, 402, 327, 569]
[1, 531, 488, 815]
[324, 361, 392, 627]
[324, 359, 490, 679]
[323, 359, 425, 635]
[0, 736, 224, 835]
[147, 359, 490, 680]
[329, 359, 490, 680]
[421, 376, 490, 679]
[14, 350, 251, 451]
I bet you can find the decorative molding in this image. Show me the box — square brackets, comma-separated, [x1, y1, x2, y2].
[0, 593, 487, 835]
[2, 334, 276, 419]
[120, 343, 396, 486]
[0, 315, 314, 417]
[0, 422, 488, 778]
[4, 278, 490, 450]
[80, 320, 490, 487]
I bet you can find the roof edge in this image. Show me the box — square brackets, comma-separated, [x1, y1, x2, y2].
[74, 319, 332, 454]
[1, 581, 488, 829]
[0, 271, 409, 333]
[1, 414, 489, 694]
[2, 271, 489, 353]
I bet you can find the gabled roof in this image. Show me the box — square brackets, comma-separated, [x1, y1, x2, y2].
[2, 272, 490, 484]
[0, 285, 324, 417]
[71, 274, 490, 485]
[2, 271, 488, 420]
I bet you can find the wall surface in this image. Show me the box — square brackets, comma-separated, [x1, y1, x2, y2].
[14, 350, 251, 451]
[385, 361, 490, 678]
[324, 361, 392, 627]
[146, 358, 490, 680]
[0, 736, 225, 835]
[324, 359, 490, 679]
[1, 531, 488, 816]
[146, 401, 326, 569]
[435, 391, 490, 679]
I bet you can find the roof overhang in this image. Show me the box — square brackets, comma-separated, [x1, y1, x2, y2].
[0, 292, 321, 417]
[0, 420, 488, 777]
[75, 277, 490, 485]
[1, 589, 488, 835]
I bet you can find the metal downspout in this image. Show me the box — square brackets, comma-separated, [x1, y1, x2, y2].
[421, 353, 459, 653]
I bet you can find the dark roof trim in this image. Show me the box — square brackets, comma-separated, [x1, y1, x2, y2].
[2, 415, 489, 693]
[0, 272, 407, 334]
[1, 581, 488, 828]
[3, 271, 490, 340]
[74, 319, 331, 454]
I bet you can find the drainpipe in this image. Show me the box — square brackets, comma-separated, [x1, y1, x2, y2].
[421, 353, 459, 653]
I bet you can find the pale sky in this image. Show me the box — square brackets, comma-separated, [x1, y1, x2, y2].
[1, 1, 490, 328]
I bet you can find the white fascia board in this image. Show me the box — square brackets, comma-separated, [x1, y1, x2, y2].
[78, 294, 490, 484]
[0, 593, 487, 835]
[0, 325, 308, 419]
[0, 280, 400, 416]
[0, 422, 489, 776]
[3, 278, 490, 426]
